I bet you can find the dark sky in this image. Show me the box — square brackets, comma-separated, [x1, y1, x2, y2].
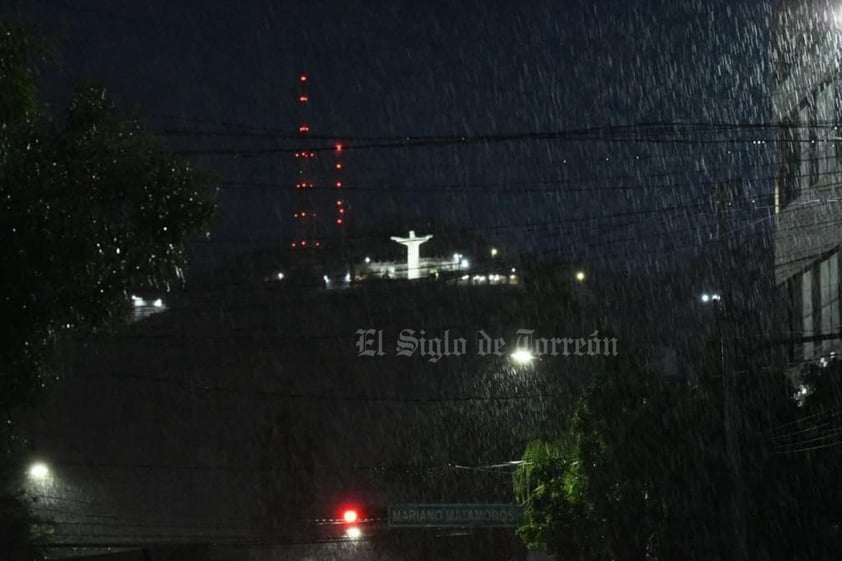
[21, 0, 777, 272]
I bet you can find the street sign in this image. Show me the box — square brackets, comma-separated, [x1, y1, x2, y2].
[388, 503, 521, 528]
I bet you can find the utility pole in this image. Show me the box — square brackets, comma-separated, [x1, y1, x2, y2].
[714, 179, 748, 561]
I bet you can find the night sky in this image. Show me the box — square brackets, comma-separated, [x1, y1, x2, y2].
[24, 0, 776, 272]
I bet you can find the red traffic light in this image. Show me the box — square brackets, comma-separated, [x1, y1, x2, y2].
[342, 509, 358, 523]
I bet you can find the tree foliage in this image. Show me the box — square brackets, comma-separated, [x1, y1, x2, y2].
[515, 350, 842, 560]
[515, 356, 731, 560]
[0, 17, 215, 556]
[0, 19, 215, 410]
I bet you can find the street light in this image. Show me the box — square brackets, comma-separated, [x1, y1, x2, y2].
[28, 462, 49, 480]
[490, 247, 498, 257]
[510, 349, 535, 365]
[575, 270, 586, 282]
[346, 526, 362, 540]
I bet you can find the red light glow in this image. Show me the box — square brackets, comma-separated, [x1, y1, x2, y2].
[343, 509, 357, 523]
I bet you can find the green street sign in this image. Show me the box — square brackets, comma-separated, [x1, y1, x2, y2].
[388, 503, 521, 528]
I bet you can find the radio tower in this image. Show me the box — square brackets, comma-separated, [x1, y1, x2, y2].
[291, 74, 320, 249]
[334, 141, 346, 240]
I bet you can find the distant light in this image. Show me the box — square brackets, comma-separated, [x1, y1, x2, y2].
[364, 257, 371, 264]
[28, 462, 49, 480]
[491, 247, 498, 257]
[336, 218, 343, 224]
[344, 272, 351, 283]
[511, 268, 516, 273]
[323, 275, 330, 283]
[575, 271, 586, 282]
[336, 144, 343, 152]
[461, 259, 469, 268]
[336, 163, 343, 169]
[131, 295, 144, 307]
[511, 349, 535, 365]
[299, 75, 307, 82]
[701, 293, 721, 304]
[299, 95, 308, 102]
[343, 509, 358, 523]
[277, 272, 285, 280]
[346, 527, 362, 540]
[153, 299, 163, 308]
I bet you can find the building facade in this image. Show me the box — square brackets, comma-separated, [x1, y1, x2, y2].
[774, 0, 842, 364]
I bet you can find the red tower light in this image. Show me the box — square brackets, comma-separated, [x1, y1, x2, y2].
[335, 143, 343, 152]
[299, 95, 309, 102]
[299, 125, 310, 133]
[342, 509, 358, 523]
[300, 75, 308, 82]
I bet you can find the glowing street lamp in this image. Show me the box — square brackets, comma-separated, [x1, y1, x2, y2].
[28, 462, 49, 480]
[510, 349, 535, 365]
[575, 270, 586, 282]
[346, 526, 362, 540]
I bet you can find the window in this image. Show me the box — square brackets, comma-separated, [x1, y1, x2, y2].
[819, 252, 840, 355]
[803, 268, 814, 360]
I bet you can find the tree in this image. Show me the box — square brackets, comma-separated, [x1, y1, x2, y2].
[0, 17, 215, 555]
[514, 355, 729, 560]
